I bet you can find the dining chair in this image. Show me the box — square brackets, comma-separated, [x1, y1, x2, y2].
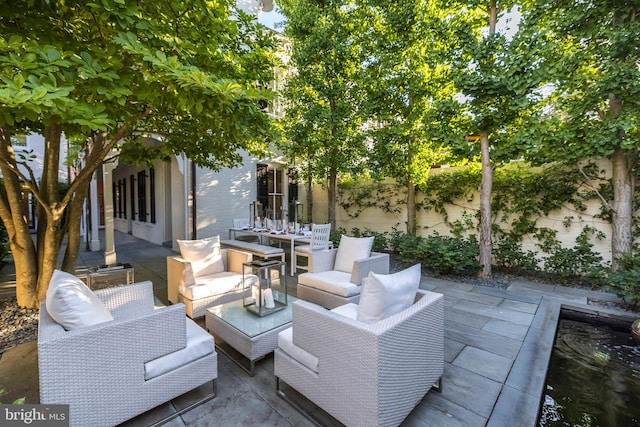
[232, 218, 259, 243]
[294, 223, 332, 273]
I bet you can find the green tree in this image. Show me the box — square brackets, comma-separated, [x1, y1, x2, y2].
[452, 0, 532, 279]
[278, 0, 369, 228]
[360, 0, 467, 236]
[0, 0, 277, 308]
[518, 0, 640, 271]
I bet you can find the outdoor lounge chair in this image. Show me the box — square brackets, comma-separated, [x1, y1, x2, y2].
[38, 273, 217, 427]
[167, 235, 254, 318]
[296, 235, 389, 309]
[275, 265, 444, 427]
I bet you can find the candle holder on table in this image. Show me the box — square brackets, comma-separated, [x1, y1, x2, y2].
[243, 260, 287, 316]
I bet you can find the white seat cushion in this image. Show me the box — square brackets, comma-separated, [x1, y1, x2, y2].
[180, 272, 256, 300]
[278, 327, 319, 372]
[297, 270, 361, 297]
[357, 264, 421, 323]
[177, 236, 225, 278]
[46, 270, 114, 331]
[334, 236, 374, 273]
[144, 317, 214, 380]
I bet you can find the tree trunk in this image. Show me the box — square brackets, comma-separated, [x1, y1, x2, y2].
[476, 1, 498, 280]
[611, 147, 634, 271]
[327, 169, 337, 229]
[406, 134, 417, 236]
[478, 129, 493, 279]
[406, 174, 416, 236]
[61, 179, 90, 271]
[306, 172, 313, 224]
[35, 124, 65, 302]
[0, 127, 39, 307]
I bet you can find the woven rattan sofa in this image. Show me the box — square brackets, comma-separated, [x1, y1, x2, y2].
[275, 288, 444, 427]
[38, 278, 217, 427]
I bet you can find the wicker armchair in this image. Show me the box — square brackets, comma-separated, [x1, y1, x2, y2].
[167, 246, 252, 318]
[297, 248, 390, 309]
[38, 281, 217, 427]
[275, 290, 444, 427]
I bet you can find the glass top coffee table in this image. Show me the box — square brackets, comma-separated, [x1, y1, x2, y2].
[205, 294, 297, 375]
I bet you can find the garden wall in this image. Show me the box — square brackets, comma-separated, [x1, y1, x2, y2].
[303, 163, 614, 266]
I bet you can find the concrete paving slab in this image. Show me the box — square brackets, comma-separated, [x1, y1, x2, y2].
[445, 320, 522, 359]
[434, 286, 506, 307]
[452, 346, 513, 383]
[486, 385, 542, 427]
[445, 306, 492, 329]
[504, 299, 559, 396]
[414, 391, 487, 427]
[482, 319, 529, 341]
[452, 299, 535, 326]
[508, 279, 557, 293]
[426, 278, 476, 292]
[444, 338, 466, 364]
[474, 286, 543, 305]
[439, 363, 502, 419]
[498, 299, 538, 314]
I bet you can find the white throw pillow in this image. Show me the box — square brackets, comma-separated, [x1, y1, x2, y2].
[356, 264, 421, 324]
[334, 235, 374, 273]
[177, 236, 225, 278]
[46, 269, 114, 331]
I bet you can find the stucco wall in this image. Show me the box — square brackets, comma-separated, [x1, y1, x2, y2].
[305, 166, 615, 265]
[195, 151, 258, 240]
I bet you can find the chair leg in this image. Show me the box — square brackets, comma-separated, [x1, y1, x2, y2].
[276, 377, 342, 427]
[148, 380, 217, 427]
[431, 376, 442, 393]
[294, 252, 309, 273]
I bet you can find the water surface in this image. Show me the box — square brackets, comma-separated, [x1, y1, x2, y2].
[539, 318, 640, 427]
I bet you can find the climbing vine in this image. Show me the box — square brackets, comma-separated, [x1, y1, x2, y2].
[334, 161, 640, 287]
[337, 178, 404, 218]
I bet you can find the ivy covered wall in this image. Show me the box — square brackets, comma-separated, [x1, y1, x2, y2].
[304, 160, 623, 267]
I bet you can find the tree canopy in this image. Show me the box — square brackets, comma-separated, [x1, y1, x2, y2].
[278, 0, 639, 276]
[278, 0, 370, 227]
[0, 0, 279, 307]
[517, 0, 640, 269]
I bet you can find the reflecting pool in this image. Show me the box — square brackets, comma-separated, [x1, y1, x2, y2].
[539, 317, 640, 426]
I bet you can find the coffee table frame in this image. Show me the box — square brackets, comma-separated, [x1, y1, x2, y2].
[205, 297, 296, 375]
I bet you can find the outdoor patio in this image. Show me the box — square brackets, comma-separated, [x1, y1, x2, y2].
[0, 231, 627, 427]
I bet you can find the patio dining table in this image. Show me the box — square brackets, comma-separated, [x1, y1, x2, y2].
[228, 228, 312, 276]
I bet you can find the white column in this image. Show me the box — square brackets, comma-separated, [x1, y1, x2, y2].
[90, 171, 101, 251]
[177, 153, 190, 240]
[103, 161, 117, 265]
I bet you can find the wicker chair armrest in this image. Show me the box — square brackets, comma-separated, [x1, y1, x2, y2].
[167, 255, 193, 303]
[38, 302, 187, 363]
[93, 281, 155, 318]
[308, 248, 337, 273]
[350, 252, 390, 284]
[225, 248, 252, 274]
